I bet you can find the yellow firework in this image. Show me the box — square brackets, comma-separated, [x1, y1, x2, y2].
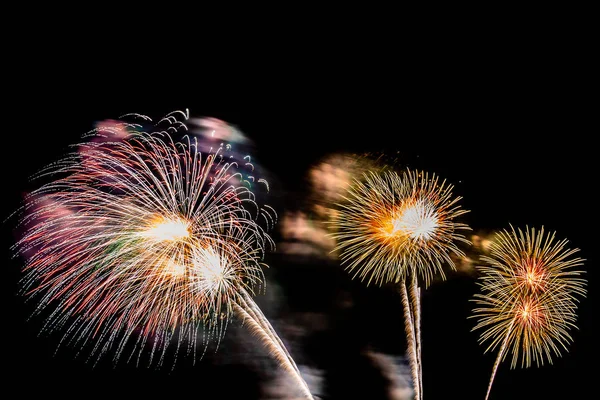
[471, 226, 586, 400]
[332, 169, 471, 286]
[331, 168, 470, 400]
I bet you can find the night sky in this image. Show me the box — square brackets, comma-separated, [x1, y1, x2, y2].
[4, 56, 593, 400]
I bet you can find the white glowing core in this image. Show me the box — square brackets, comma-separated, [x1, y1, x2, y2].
[201, 250, 226, 286]
[393, 201, 439, 240]
[191, 246, 231, 291]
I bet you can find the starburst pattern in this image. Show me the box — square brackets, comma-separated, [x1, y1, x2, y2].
[471, 225, 586, 399]
[332, 169, 470, 286]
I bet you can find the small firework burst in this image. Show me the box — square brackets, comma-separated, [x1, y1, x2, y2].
[471, 226, 586, 399]
[332, 169, 471, 286]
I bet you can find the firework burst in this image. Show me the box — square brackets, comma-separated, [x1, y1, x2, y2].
[13, 111, 313, 398]
[471, 226, 586, 400]
[331, 168, 470, 400]
[332, 169, 470, 287]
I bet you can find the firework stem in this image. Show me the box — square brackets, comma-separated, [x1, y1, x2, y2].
[238, 288, 305, 379]
[234, 295, 313, 399]
[401, 280, 420, 400]
[243, 304, 311, 398]
[485, 318, 515, 400]
[410, 272, 423, 400]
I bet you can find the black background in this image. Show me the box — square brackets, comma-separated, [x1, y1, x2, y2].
[3, 35, 594, 399]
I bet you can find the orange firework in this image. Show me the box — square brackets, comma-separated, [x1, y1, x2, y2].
[471, 226, 586, 400]
[333, 169, 470, 287]
[332, 168, 470, 400]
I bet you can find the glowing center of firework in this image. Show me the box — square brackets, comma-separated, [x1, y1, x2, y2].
[195, 247, 229, 289]
[519, 301, 542, 324]
[143, 218, 190, 241]
[526, 271, 538, 286]
[522, 261, 546, 291]
[391, 202, 439, 240]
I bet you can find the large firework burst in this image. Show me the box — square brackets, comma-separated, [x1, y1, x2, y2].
[13, 111, 313, 398]
[471, 226, 586, 400]
[331, 168, 470, 400]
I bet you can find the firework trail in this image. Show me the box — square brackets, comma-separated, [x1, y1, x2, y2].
[400, 280, 420, 400]
[235, 288, 313, 398]
[409, 272, 422, 399]
[471, 226, 586, 400]
[13, 111, 313, 398]
[332, 169, 470, 400]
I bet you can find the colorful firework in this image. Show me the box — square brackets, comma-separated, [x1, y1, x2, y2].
[332, 169, 470, 287]
[331, 168, 470, 400]
[13, 111, 313, 398]
[471, 226, 586, 400]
